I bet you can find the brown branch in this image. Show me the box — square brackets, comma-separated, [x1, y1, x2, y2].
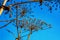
[0, 19, 15, 29]
[9, 1, 39, 7]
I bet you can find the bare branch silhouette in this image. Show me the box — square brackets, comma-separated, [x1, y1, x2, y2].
[0, 0, 53, 40]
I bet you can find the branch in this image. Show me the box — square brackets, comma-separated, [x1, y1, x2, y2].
[0, 19, 15, 29]
[9, 1, 39, 7]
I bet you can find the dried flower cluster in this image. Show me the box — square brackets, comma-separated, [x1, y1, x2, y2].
[1, 0, 59, 40]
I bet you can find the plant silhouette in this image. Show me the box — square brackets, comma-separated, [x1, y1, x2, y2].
[1, 0, 59, 40]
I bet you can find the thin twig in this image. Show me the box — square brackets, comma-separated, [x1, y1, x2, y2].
[0, 19, 15, 29]
[9, 1, 39, 7]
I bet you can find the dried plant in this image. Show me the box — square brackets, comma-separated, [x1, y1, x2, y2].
[0, 0, 56, 40]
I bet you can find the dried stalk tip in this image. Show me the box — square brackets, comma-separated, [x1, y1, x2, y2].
[0, 0, 8, 15]
[16, 38, 18, 40]
[0, 8, 4, 15]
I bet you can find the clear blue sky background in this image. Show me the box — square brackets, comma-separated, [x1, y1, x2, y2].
[0, 0, 60, 40]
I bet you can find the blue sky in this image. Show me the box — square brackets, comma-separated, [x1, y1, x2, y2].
[0, 0, 60, 40]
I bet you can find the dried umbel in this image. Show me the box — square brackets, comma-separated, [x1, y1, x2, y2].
[0, 0, 53, 40]
[21, 17, 51, 40]
[20, 7, 28, 17]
